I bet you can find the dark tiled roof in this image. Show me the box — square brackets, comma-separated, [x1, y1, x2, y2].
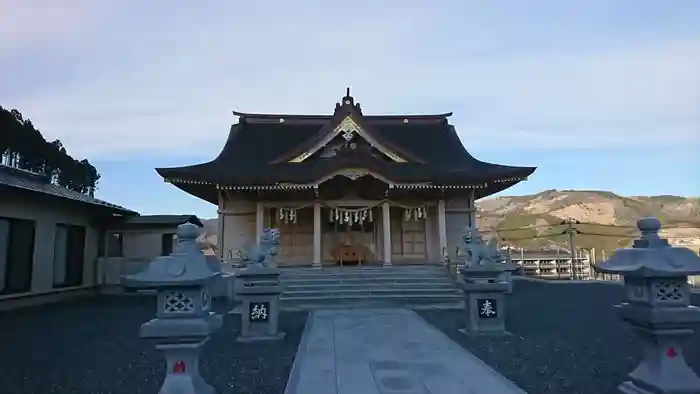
[155, 94, 536, 204]
[157, 116, 535, 186]
[123, 214, 203, 227]
[0, 164, 136, 215]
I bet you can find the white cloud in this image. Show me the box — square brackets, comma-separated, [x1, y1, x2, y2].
[1, 1, 698, 158]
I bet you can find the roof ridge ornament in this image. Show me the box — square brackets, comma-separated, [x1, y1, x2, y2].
[336, 87, 362, 115]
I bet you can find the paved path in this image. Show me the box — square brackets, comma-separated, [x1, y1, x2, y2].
[284, 308, 527, 394]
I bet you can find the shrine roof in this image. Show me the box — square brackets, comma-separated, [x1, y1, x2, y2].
[157, 92, 535, 187]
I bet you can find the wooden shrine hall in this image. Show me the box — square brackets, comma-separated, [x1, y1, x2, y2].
[156, 89, 536, 266]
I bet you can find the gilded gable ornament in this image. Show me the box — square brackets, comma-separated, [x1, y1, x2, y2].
[288, 115, 407, 163]
[341, 128, 355, 142]
[338, 168, 368, 180]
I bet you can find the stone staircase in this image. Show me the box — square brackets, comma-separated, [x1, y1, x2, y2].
[279, 264, 463, 310]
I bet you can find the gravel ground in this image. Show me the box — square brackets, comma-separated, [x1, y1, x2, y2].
[0, 296, 308, 394]
[417, 280, 700, 394]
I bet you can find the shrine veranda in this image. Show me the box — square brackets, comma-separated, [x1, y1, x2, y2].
[157, 90, 536, 266]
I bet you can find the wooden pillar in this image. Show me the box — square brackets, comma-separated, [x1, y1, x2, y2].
[437, 199, 447, 259]
[217, 191, 226, 260]
[255, 202, 264, 247]
[468, 191, 477, 228]
[216, 209, 225, 260]
[312, 202, 322, 268]
[382, 202, 392, 266]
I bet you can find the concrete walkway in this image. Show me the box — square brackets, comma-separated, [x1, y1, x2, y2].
[284, 308, 527, 394]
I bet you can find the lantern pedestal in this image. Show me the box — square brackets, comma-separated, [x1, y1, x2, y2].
[154, 339, 216, 394]
[615, 284, 700, 394]
[459, 264, 513, 336]
[234, 266, 285, 342]
[619, 323, 700, 394]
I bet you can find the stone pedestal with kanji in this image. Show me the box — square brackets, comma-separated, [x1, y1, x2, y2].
[234, 265, 285, 342]
[595, 217, 700, 394]
[459, 264, 513, 336]
[122, 223, 222, 394]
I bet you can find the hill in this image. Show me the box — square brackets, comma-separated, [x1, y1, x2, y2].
[200, 190, 700, 257]
[477, 190, 700, 255]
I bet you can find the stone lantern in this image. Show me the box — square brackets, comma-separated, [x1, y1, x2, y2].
[595, 217, 700, 394]
[458, 227, 517, 336]
[122, 222, 223, 394]
[233, 228, 285, 342]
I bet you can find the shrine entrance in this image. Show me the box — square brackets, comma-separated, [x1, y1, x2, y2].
[268, 201, 429, 266]
[322, 206, 378, 266]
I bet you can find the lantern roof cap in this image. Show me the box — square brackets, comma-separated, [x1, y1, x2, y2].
[595, 217, 700, 277]
[122, 223, 220, 287]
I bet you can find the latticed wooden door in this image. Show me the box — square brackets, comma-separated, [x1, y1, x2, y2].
[402, 219, 426, 259]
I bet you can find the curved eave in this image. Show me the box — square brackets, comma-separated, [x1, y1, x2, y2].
[154, 124, 242, 183]
[157, 161, 536, 188]
[155, 163, 215, 182]
[171, 182, 219, 205]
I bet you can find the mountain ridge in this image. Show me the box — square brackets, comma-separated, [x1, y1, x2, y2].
[476, 189, 700, 253]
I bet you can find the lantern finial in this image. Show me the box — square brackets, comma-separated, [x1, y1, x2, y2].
[634, 217, 668, 249]
[177, 222, 199, 242]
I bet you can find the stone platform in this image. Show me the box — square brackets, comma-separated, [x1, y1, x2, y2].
[284, 308, 527, 394]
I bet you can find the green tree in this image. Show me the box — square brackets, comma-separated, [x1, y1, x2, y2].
[0, 106, 101, 196]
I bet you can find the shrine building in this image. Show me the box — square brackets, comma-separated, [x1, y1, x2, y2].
[156, 90, 536, 266]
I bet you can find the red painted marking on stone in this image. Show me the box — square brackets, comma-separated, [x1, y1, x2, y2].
[173, 361, 186, 373]
[667, 347, 677, 358]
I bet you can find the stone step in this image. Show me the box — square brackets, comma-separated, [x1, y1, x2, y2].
[281, 270, 449, 279]
[280, 276, 452, 285]
[282, 286, 461, 298]
[283, 282, 456, 292]
[280, 293, 464, 311]
[278, 264, 460, 311]
[280, 266, 445, 274]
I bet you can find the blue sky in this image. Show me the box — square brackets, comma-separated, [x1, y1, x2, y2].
[1, 0, 698, 219]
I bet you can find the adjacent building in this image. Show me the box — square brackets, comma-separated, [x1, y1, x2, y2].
[0, 164, 135, 308]
[506, 248, 592, 280]
[0, 164, 203, 308]
[156, 90, 537, 266]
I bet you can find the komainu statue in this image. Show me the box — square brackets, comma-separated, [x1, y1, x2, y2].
[460, 227, 504, 267]
[242, 228, 280, 268]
